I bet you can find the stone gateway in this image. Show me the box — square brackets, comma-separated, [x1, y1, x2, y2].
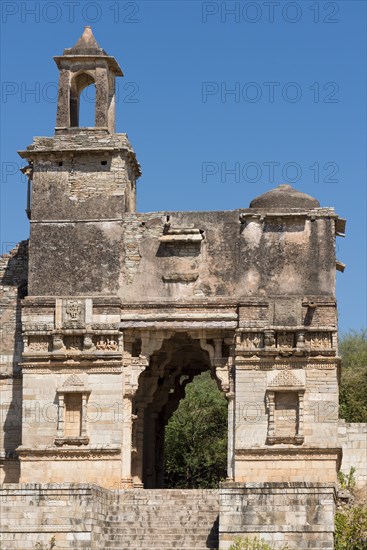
[0, 27, 352, 549]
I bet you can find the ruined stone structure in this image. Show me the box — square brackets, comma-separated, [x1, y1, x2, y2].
[0, 28, 356, 549]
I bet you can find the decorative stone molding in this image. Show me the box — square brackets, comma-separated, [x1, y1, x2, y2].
[235, 356, 338, 370]
[162, 273, 199, 283]
[22, 323, 54, 332]
[21, 361, 122, 374]
[92, 323, 120, 330]
[17, 447, 120, 460]
[235, 447, 342, 464]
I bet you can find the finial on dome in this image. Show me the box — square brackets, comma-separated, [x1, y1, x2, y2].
[64, 26, 105, 56]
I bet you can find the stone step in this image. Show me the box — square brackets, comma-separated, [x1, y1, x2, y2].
[99, 489, 219, 550]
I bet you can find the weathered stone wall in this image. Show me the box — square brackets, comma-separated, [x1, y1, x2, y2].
[121, 210, 337, 302]
[28, 220, 123, 296]
[19, 132, 140, 296]
[338, 420, 367, 487]
[0, 484, 109, 549]
[0, 242, 28, 483]
[219, 482, 336, 550]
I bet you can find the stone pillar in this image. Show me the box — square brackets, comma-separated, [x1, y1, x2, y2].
[121, 393, 133, 487]
[56, 68, 71, 128]
[81, 394, 88, 437]
[226, 392, 235, 481]
[107, 73, 116, 133]
[95, 66, 109, 128]
[57, 394, 64, 437]
[133, 402, 147, 487]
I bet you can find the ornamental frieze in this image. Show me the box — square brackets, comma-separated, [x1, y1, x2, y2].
[236, 330, 334, 355]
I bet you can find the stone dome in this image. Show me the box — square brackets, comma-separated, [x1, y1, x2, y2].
[249, 184, 320, 209]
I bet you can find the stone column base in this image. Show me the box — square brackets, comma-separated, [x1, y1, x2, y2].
[219, 482, 336, 550]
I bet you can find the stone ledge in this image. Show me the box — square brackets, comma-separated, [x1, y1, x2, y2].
[220, 481, 337, 489]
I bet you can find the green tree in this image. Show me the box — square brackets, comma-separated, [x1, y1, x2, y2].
[164, 371, 227, 488]
[339, 329, 367, 422]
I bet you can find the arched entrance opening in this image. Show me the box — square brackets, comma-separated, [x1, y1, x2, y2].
[132, 333, 228, 488]
[164, 370, 227, 488]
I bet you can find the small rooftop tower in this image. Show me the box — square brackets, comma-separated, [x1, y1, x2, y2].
[54, 26, 123, 133]
[18, 28, 140, 295]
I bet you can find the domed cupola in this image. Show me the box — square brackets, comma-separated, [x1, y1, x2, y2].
[249, 184, 320, 209]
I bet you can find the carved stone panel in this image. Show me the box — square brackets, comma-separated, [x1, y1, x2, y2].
[268, 369, 304, 388]
[309, 332, 332, 349]
[62, 300, 85, 328]
[28, 335, 50, 352]
[240, 332, 263, 349]
[277, 332, 295, 349]
[94, 336, 119, 351]
[64, 335, 83, 351]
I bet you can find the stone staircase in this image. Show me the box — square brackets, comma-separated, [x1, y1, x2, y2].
[102, 489, 220, 550]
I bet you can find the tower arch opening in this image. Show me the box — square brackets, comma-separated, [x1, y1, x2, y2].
[70, 72, 96, 127]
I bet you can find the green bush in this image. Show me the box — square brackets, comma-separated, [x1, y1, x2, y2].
[338, 466, 356, 492]
[335, 504, 367, 550]
[339, 330, 367, 422]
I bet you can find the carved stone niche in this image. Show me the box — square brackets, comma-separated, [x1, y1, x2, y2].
[265, 370, 305, 445]
[55, 375, 90, 447]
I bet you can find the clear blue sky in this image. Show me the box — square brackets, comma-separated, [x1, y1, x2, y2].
[1, 1, 366, 334]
